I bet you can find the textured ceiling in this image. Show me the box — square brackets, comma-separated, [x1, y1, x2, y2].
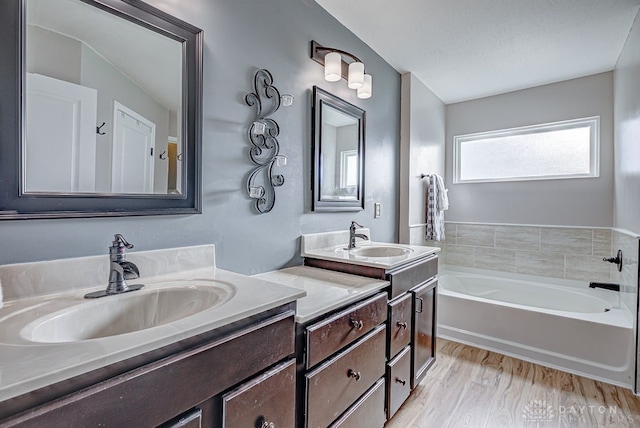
[315, 0, 640, 103]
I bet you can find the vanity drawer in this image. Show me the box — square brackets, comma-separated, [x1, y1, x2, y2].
[388, 293, 412, 359]
[329, 378, 386, 428]
[386, 346, 411, 419]
[388, 255, 438, 299]
[306, 292, 387, 369]
[222, 359, 296, 428]
[305, 324, 386, 428]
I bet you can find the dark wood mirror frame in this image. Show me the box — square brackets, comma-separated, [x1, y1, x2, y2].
[0, 0, 203, 220]
[311, 86, 365, 212]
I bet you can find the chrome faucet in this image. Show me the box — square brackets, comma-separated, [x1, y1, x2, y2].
[85, 234, 144, 298]
[346, 221, 369, 250]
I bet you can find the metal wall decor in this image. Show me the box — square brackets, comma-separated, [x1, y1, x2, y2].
[245, 69, 292, 213]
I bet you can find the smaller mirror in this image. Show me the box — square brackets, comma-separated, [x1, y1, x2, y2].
[312, 86, 365, 211]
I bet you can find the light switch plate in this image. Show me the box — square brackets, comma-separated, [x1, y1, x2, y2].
[374, 202, 381, 218]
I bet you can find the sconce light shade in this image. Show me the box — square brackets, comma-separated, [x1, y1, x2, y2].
[281, 94, 294, 106]
[348, 62, 365, 89]
[357, 74, 372, 99]
[324, 52, 342, 82]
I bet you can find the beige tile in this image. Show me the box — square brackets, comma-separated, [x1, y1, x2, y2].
[444, 223, 457, 244]
[474, 247, 516, 273]
[516, 251, 565, 278]
[495, 226, 540, 251]
[592, 229, 611, 257]
[456, 224, 495, 247]
[540, 228, 593, 255]
[564, 254, 611, 282]
[443, 245, 474, 267]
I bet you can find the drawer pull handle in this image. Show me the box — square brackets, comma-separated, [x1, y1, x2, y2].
[350, 319, 364, 330]
[261, 422, 275, 428]
[396, 377, 407, 386]
[348, 369, 362, 381]
[397, 321, 408, 330]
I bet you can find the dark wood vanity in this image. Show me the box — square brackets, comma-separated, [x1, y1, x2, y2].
[304, 253, 439, 423]
[296, 292, 388, 428]
[0, 304, 297, 428]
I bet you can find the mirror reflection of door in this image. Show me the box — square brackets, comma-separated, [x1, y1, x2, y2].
[320, 103, 359, 201]
[25, 73, 97, 193]
[111, 101, 155, 193]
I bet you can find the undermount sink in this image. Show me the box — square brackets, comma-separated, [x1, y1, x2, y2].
[350, 246, 413, 258]
[20, 281, 236, 343]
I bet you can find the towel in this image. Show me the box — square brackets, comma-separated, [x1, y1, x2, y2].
[425, 174, 448, 241]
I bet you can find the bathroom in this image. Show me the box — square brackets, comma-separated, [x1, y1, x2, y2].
[1, 0, 640, 426]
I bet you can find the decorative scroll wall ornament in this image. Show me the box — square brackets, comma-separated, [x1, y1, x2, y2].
[245, 69, 292, 213]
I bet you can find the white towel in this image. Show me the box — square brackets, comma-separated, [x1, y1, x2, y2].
[426, 174, 448, 241]
[435, 174, 449, 211]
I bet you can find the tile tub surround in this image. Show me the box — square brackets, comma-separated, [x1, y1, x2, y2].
[301, 229, 440, 269]
[0, 245, 306, 402]
[254, 266, 389, 323]
[432, 223, 617, 282]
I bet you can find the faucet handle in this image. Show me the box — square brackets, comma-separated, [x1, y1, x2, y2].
[350, 221, 364, 229]
[113, 234, 134, 250]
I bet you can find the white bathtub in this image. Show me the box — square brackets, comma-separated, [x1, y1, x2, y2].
[437, 268, 635, 388]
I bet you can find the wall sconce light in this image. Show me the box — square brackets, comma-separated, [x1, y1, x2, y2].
[310, 40, 372, 99]
[245, 69, 289, 214]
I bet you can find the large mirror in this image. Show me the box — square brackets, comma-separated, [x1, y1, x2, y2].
[0, 0, 203, 219]
[312, 86, 365, 211]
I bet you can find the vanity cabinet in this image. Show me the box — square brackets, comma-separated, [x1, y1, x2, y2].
[1, 304, 296, 428]
[297, 292, 388, 428]
[305, 253, 439, 420]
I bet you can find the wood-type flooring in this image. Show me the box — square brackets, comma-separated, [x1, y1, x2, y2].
[385, 339, 640, 428]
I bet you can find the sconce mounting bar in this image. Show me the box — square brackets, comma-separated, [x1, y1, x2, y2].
[310, 40, 362, 81]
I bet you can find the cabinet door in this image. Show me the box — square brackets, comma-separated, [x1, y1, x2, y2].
[222, 359, 296, 428]
[411, 278, 437, 389]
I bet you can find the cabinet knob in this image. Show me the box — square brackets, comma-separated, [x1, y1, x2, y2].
[396, 321, 408, 330]
[350, 319, 364, 330]
[261, 422, 275, 428]
[396, 377, 407, 386]
[348, 369, 362, 381]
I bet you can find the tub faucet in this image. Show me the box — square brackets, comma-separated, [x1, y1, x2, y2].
[84, 234, 144, 299]
[347, 221, 369, 250]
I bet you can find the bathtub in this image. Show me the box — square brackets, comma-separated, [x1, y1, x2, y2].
[437, 268, 635, 388]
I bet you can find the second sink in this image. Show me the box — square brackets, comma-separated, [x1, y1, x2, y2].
[350, 246, 413, 258]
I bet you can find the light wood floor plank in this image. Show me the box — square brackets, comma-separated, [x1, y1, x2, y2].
[385, 339, 640, 428]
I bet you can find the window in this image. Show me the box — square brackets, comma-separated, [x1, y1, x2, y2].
[339, 150, 358, 189]
[453, 117, 599, 183]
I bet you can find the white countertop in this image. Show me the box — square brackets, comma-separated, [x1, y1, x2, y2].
[302, 241, 440, 270]
[0, 246, 305, 402]
[300, 229, 440, 270]
[254, 266, 389, 324]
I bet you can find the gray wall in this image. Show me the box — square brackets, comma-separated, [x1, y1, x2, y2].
[445, 72, 614, 227]
[614, 11, 640, 236]
[0, 0, 401, 275]
[399, 73, 446, 244]
[26, 25, 81, 83]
